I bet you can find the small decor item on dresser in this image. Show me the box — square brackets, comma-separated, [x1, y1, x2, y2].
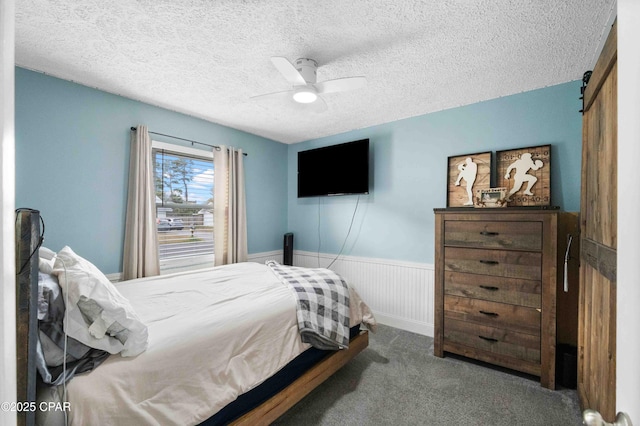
[474, 187, 507, 208]
[447, 151, 491, 207]
[496, 144, 551, 206]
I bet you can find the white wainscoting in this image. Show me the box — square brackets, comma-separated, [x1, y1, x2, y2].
[109, 250, 435, 338]
[108, 250, 284, 283]
[293, 250, 435, 337]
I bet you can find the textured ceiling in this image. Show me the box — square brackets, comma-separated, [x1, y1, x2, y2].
[15, 0, 616, 144]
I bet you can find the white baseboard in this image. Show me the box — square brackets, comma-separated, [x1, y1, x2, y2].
[106, 272, 122, 283]
[373, 313, 434, 337]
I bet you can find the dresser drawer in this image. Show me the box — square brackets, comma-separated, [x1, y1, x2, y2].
[444, 247, 541, 280]
[444, 220, 542, 251]
[444, 271, 541, 308]
[444, 318, 541, 363]
[444, 295, 540, 336]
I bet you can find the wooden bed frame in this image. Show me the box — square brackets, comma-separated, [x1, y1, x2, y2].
[15, 208, 41, 426]
[231, 330, 369, 425]
[15, 209, 369, 425]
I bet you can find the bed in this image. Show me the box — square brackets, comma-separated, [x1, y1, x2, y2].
[15, 210, 376, 426]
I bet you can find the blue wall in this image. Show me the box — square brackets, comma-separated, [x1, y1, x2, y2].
[15, 68, 288, 274]
[15, 67, 582, 272]
[287, 81, 582, 264]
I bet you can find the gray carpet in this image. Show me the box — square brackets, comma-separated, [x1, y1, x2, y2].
[273, 324, 582, 426]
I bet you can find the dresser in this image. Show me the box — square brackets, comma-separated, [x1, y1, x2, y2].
[433, 208, 559, 389]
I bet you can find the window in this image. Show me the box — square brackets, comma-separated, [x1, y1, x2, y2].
[152, 141, 214, 271]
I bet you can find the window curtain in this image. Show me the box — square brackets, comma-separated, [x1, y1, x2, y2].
[213, 145, 248, 265]
[122, 125, 160, 280]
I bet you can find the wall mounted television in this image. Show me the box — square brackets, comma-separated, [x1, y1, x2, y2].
[297, 139, 369, 198]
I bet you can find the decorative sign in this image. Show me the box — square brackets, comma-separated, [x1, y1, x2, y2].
[447, 151, 491, 207]
[496, 144, 551, 206]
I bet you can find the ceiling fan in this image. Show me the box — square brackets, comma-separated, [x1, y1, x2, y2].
[251, 57, 366, 112]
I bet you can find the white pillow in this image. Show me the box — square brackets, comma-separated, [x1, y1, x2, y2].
[52, 246, 148, 357]
[39, 247, 57, 274]
[39, 247, 57, 260]
[39, 257, 55, 274]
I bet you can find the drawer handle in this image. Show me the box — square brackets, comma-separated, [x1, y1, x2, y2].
[479, 310, 499, 317]
[478, 335, 499, 343]
[479, 285, 499, 291]
[479, 260, 499, 265]
[480, 231, 499, 236]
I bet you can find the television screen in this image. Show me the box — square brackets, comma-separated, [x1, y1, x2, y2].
[297, 139, 369, 198]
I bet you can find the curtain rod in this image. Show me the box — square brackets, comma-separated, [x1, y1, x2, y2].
[130, 127, 248, 156]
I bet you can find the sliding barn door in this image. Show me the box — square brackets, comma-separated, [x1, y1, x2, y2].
[578, 21, 617, 422]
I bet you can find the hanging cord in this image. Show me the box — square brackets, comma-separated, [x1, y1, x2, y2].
[61, 257, 69, 426]
[563, 234, 574, 292]
[48, 256, 70, 425]
[326, 195, 360, 269]
[317, 198, 322, 267]
[15, 209, 45, 274]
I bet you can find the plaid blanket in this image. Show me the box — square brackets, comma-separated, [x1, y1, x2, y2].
[266, 261, 350, 350]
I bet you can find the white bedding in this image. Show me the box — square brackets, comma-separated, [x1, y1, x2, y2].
[58, 262, 375, 426]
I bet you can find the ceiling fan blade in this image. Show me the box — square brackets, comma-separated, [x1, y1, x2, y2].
[250, 89, 293, 101]
[314, 95, 328, 112]
[251, 90, 325, 113]
[271, 57, 307, 86]
[315, 76, 366, 94]
[281, 94, 327, 114]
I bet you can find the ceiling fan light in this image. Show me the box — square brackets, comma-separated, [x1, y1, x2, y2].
[293, 87, 317, 103]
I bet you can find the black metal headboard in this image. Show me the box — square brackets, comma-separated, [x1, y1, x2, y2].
[15, 208, 41, 426]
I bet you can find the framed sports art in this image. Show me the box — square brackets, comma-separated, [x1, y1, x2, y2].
[496, 144, 551, 206]
[447, 151, 491, 207]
